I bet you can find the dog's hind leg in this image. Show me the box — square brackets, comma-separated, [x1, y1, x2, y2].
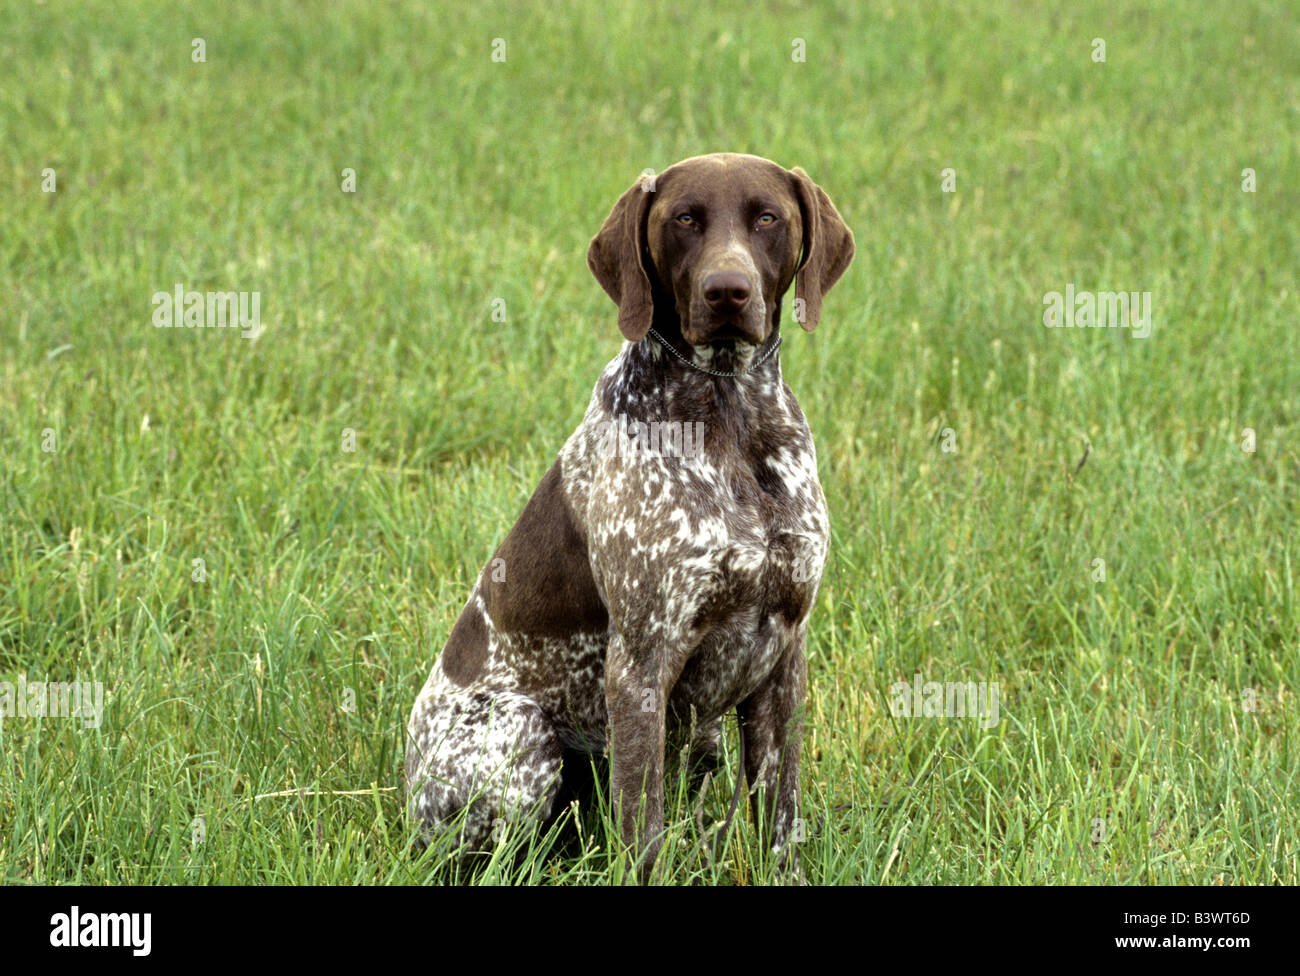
[684, 714, 725, 786]
[405, 677, 564, 855]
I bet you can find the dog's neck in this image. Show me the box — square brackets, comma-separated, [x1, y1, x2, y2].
[645, 324, 782, 380]
[599, 311, 787, 435]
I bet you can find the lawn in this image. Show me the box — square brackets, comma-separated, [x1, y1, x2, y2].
[0, 0, 1296, 884]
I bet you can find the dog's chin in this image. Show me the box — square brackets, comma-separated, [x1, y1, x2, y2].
[686, 321, 767, 348]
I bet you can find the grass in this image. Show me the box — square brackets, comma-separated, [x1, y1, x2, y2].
[0, 0, 1296, 884]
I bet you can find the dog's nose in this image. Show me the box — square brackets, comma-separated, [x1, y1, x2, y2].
[702, 272, 751, 314]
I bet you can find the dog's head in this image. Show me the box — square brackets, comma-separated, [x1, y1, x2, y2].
[588, 153, 854, 348]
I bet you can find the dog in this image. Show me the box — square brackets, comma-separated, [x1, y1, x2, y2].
[405, 152, 854, 880]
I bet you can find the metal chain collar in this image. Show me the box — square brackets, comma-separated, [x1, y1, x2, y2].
[646, 327, 782, 377]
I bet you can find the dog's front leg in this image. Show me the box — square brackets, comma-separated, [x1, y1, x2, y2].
[739, 635, 807, 868]
[605, 630, 672, 883]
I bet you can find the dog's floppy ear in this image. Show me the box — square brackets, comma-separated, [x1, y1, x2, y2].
[790, 167, 855, 332]
[587, 177, 656, 342]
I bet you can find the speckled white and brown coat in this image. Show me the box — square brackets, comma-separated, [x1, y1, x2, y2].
[406, 153, 854, 880]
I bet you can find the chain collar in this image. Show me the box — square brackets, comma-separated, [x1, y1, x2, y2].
[646, 328, 782, 377]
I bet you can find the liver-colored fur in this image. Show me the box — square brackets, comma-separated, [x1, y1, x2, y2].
[406, 153, 853, 880]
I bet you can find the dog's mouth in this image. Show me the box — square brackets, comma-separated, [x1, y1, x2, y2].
[692, 318, 765, 347]
[707, 323, 753, 343]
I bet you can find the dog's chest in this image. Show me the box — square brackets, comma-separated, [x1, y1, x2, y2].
[563, 364, 828, 717]
[661, 449, 828, 715]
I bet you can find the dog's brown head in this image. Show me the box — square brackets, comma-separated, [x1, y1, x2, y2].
[588, 153, 855, 347]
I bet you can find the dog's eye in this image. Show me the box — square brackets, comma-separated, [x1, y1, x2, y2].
[757, 213, 777, 227]
[676, 213, 694, 225]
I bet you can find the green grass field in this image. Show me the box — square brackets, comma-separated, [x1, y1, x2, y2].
[1, 0, 1296, 885]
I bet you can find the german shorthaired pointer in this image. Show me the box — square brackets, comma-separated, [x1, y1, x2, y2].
[406, 152, 853, 879]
